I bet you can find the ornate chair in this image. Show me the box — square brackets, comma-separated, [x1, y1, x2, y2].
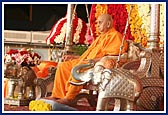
[70, 47, 164, 111]
[33, 41, 140, 102]
[33, 45, 164, 111]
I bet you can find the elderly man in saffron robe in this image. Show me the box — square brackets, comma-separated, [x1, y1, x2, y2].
[29, 13, 128, 111]
[46, 13, 128, 105]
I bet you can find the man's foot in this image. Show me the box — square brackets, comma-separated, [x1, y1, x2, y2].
[40, 97, 72, 106]
[42, 96, 59, 101]
[55, 98, 72, 105]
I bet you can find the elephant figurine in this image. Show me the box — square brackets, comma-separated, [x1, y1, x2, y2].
[70, 61, 142, 111]
[5, 63, 21, 98]
[17, 65, 37, 100]
[5, 63, 37, 100]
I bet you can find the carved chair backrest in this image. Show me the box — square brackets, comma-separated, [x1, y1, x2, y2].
[150, 48, 164, 78]
[126, 40, 141, 61]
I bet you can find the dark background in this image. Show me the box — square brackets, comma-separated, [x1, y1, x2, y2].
[4, 4, 92, 31]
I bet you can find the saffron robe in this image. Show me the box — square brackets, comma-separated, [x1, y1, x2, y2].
[51, 27, 128, 100]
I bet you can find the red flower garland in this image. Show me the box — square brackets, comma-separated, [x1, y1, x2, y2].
[46, 14, 88, 45]
[79, 20, 87, 44]
[46, 17, 67, 45]
[89, 4, 97, 39]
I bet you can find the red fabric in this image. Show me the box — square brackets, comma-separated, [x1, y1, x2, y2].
[31, 61, 57, 78]
[4, 78, 9, 98]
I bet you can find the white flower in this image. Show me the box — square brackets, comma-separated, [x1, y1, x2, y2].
[4, 54, 12, 63]
[137, 4, 150, 37]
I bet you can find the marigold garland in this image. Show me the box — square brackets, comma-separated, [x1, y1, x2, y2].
[95, 4, 108, 37]
[126, 4, 148, 47]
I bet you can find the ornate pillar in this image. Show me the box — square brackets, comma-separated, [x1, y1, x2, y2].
[148, 4, 160, 48]
[148, 4, 161, 78]
[65, 4, 74, 53]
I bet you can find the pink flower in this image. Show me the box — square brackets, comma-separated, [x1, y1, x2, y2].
[87, 35, 94, 44]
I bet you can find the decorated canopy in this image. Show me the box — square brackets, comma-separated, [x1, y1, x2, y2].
[46, 4, 164, 48]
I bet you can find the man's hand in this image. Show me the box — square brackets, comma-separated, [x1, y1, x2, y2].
[63, 55, 80, 61]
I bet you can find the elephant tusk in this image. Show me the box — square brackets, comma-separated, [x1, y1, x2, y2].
[69, 81, 87, 86]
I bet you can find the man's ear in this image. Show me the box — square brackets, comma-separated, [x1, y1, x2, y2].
[107, 21, 111, 28]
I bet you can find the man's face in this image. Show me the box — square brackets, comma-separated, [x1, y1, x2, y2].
[97, 16, 109, 33]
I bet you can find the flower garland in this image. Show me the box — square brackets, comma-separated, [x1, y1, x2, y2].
[73, 16, 87, 44]
[137, 4, 150, 37]
[90, 4, 156, 47]
[54, 19, 67, 44]
[47, 4, 164, 47]
[126, 4, 164, 47]
[107, 4, 133, 40]
[4, 49, 41, 66]
[46, 17, 67, 45]
[46, 14, 88, 45]
[95, 4, 108, 37]
[84, 24, 91, 44]
[29, 100, 52, 111]
[89, 4, 97, 40]
[126, 4, 148, 47]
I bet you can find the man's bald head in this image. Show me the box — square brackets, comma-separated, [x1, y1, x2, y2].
[99, 14, 113, 22]
[97, 14, 113, 33]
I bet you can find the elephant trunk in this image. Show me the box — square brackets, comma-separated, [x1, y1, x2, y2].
[70, 61, 94, 85]
[133, 42, 151, 52]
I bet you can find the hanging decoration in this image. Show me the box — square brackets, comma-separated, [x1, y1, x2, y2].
[46, 14, 88, 45]
[126, 4, 148, 47]
[137, 4, 150, 39]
